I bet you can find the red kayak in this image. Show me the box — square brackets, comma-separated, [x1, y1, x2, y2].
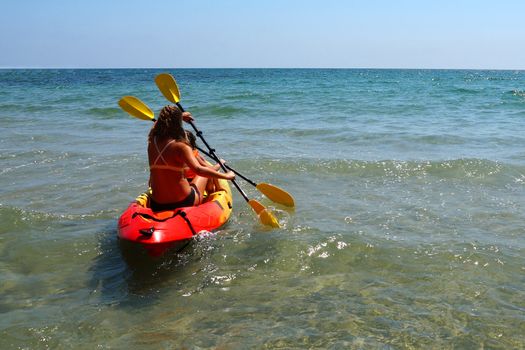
[118, 180, 233, 257]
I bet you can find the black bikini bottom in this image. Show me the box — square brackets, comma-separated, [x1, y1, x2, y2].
[149, 185, 199, 212]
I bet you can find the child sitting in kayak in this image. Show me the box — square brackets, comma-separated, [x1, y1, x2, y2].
[147, 105, 234, 212]
[184, 130, 224, 194]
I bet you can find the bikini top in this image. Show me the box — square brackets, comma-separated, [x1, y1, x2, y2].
[149, 137, 185, 174]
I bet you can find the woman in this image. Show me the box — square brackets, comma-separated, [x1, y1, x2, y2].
[147, 105, 234, 212]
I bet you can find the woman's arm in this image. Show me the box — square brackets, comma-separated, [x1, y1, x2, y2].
[196, 153, 223, 171]
[180, 144, 234, 180]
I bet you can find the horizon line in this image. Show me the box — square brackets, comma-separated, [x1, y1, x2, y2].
[1, 66, 524, 71]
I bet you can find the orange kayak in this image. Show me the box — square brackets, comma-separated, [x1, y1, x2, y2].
[117, 179, 233, 257]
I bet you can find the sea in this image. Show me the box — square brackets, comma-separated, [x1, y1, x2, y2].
[0, 69, 524, 349]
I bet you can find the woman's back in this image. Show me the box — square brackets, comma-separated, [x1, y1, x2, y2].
[148, 137, 193, 204]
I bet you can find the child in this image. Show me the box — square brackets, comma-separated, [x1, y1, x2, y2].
[185, 130, 225, 194]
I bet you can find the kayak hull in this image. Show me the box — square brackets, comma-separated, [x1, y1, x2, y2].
[117, 180, 233, 257]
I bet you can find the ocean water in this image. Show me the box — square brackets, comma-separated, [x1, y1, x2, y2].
[1, 68, 524, 348]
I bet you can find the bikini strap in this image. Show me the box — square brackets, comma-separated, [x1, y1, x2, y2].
[150, 164, 184, 172]
[153, 137, 176, 166]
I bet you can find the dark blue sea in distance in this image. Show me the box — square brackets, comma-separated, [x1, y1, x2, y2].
[1, 69, 524, 348]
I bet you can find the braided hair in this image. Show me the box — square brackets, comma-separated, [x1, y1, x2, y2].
[148, 105, 188, 144]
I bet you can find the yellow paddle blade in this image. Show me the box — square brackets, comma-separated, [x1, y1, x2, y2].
[155, 73, 181, 104]
[248, 199, 265, 214]
[259, 209, 280, 228]
[256, 183, 295, 207]
[249, 199, 280, 228]
[118, 96, 154, 121]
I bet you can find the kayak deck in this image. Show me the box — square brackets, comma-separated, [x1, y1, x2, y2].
[117, 179, 233, 257]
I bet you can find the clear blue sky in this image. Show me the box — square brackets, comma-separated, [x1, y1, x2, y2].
[1, 0, 524, 69]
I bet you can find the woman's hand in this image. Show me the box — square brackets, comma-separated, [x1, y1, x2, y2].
[182, 111, 194, 122]
[212, 159, 226, 171]
[225, 171, 235, 181]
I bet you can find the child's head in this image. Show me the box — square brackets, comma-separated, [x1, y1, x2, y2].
[186, 130, 197, 149]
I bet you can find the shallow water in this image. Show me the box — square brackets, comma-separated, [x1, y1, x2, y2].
[1, 69, 524, 348]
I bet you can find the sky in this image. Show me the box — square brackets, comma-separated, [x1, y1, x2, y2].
[1, 0, 524, 69]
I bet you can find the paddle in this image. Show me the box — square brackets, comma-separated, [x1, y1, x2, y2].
[118, 95, 280, 228]
[152, 76, 293, 207]
[119, 97, 291, 207]
[118, 96, 155, 121]
[194, 146, 294, 207]
[154, 74, 281, 228]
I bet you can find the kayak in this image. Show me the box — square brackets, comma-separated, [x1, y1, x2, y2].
[117, 179, 233, 257]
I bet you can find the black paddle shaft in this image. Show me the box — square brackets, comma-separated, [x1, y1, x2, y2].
[196, 146, 258, 187]
[175, 102, 251, 203]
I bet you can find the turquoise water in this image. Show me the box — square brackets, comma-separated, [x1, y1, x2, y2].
[1, 69, 524, 348]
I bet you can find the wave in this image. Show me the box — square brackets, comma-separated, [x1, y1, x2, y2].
[85, 107, 122, 118]
[499, 90, 525, 107]
[192, 105, 250, 116]
[0, 204, 118, 232]
[509, 89, 525, 98]
[0, 103, 20, 111]
[349, 133, 470, 146]
[451, 87, 484, 95]
[0, 104, 53, 113]
[463, 72, 522, 82]
[412, 134, 467, 145]
[245, 158, 525, 183]
[233, 127, 490, 146]
[223, 92, 268, 101]
[0, 205, 65, 232]
[487, 76, 520, 81]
